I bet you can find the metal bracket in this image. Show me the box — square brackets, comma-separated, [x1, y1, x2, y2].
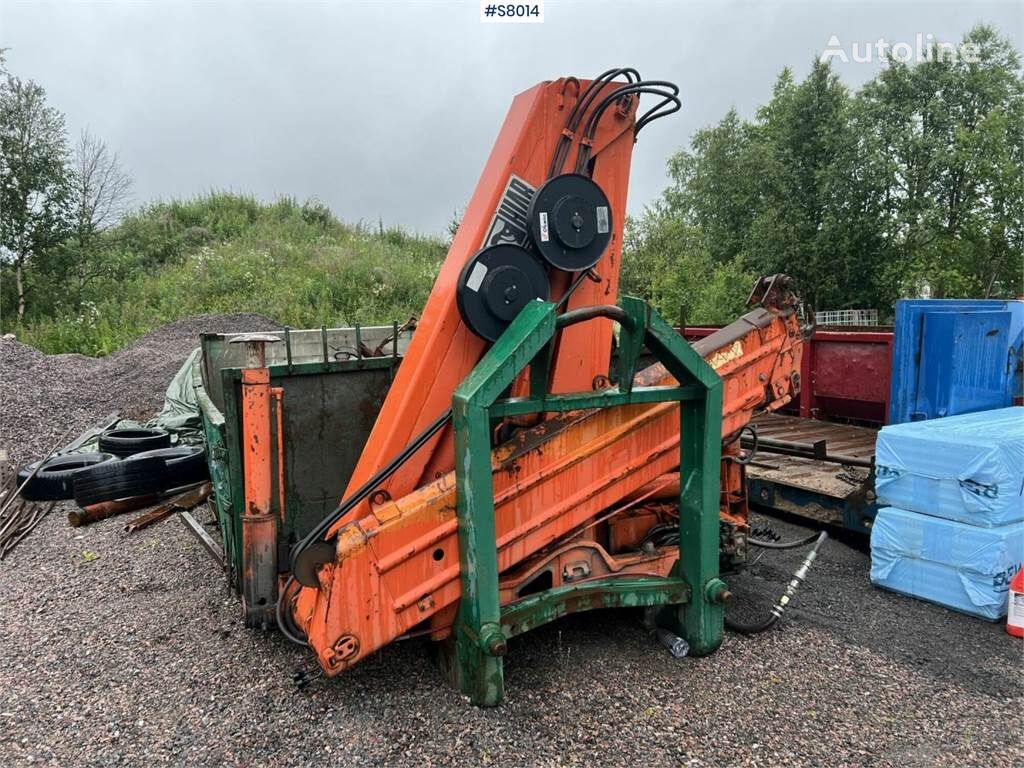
[178, 508, 225, 567]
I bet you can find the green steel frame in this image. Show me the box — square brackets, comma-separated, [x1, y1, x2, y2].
[441, 296, 726, 706]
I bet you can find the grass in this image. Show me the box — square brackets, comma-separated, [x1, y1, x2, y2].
[7, 194, 447, 355]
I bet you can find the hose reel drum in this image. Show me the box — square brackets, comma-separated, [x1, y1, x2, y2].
[456, 244, 551, 342]
[458, 173, 613, 341]
[527, 173, 612, 272]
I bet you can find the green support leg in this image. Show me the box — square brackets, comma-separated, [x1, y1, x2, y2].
[666, 385, 725, 655]
[441, 400, 506, 706]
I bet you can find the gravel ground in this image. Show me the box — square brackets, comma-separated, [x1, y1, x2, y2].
[1, 316, 1021, 768]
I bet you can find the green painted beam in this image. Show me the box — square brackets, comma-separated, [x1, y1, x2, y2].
[500, 576, 690, 639]
[443, 296, 726, 706]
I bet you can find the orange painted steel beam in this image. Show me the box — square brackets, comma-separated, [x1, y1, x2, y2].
[339, 77, 639, 524]
[295, 303, 803, 674]
[240, 367, 278, 628]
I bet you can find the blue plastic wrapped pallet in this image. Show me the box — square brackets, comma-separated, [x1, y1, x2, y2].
[870, 506, 1024, 620]
[874, 407, 1024, 527]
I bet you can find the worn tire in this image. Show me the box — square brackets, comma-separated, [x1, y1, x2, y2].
[98, 428, 171, 457]
[17, 453, 119, 501]
[72, 456, 168, 507]
[126, 446, 209, 487]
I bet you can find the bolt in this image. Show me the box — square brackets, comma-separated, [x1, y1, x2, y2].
[479, 623, 507, 657]
[571, 211, 584, 230]
[704, 578, 731, 605]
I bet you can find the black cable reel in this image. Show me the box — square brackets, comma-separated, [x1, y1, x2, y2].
[527, 173, 612, 272]
[457, 175, 614, 341]
[457, 244, 551, 341]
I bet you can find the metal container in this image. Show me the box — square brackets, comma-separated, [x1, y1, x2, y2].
[192, 324, 408, 586]
[889, 299, 1024, 424]
[685, 325, 894, 426]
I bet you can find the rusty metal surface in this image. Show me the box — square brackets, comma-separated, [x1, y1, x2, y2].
[274, 368, 393, 538]
[746, 412, 876, 501]
[751, 412, 876, 460]
[200, 325, 410, 410]
[0, 458, 57, 560]
[178, 507, 225, 566]
[294, 296, 804, 676]
[684, 325, 894, 426]
[70, 495, 160, 527]
[123, 482, 212, 533]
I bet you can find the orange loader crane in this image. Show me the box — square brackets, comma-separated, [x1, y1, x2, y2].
[247, 71, 806, 705]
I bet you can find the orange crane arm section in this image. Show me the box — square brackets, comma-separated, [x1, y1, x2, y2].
[339, 78, 639, 518]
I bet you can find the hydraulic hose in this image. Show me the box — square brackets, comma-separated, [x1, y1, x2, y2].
[276, 575, 308, 645]
[725, 530, 828, 635]
[747, 530, 821, 550]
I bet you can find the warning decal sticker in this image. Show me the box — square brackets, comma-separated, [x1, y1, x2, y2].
[482, 175, 537, 248]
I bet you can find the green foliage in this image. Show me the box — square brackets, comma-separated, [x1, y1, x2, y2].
[6, 193, 446, 355]
[5, 24, 1021, 355]
[0, 63, 73, 319]
[627, 24, 1024, 319]
[621, 209, 755, 325]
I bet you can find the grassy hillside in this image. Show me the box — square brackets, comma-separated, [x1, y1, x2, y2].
[5, 194, 447, 355]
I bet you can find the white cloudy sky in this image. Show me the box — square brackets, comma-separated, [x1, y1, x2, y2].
[2, 0, 1021, 234]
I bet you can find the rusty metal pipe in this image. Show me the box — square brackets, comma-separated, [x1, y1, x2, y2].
[69, 494, 159, 527]
[231, 334, 282, 629]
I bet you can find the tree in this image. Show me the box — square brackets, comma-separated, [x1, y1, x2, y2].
[45, 128, 133, 300]
[71, 128, 132, 247]
[0, 55, 72, 321]
[858, 25, 1024, 300]
[626, 24, 1023, 320]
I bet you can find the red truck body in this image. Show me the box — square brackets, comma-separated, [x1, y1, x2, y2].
[684, 326, 894, 426]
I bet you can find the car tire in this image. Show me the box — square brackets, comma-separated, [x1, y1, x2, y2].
[16, 453, 119, 501]
[125, 446, 209, 488]
[72, 456, 168, 507]
[98, 428, 171, 457]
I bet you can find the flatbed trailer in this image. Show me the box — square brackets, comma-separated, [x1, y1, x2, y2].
[745, 413, 878, 533]
[683, 325, 889, 533]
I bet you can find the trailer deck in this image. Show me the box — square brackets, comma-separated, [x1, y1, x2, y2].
[746, 412, 879, 532]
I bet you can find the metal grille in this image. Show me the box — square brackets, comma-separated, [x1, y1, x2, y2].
[815, 309, 879, 326]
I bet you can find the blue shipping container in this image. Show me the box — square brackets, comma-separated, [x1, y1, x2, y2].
[889, 299, 1023, 424]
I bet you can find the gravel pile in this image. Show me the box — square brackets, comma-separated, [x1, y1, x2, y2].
[0, 314, 281, 462]
[1, 317, 1021, 767]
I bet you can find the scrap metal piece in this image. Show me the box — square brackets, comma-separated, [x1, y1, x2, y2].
[70, 495, 159, 527]
[0, 502, 54, 560]
[178, 506, 224, 567]
[123, 482, 213, 532]
[71, 481, 212, 528]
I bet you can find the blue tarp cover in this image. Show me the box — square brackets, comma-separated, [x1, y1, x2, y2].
[875, 407, 1024, 526]
[870, 506, 1024, 620]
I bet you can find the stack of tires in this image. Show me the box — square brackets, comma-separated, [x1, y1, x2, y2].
[18, 428, 209, 507]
